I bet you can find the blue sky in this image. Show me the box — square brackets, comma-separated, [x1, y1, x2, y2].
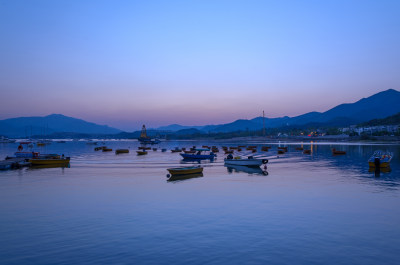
[0, 0, 399, 130]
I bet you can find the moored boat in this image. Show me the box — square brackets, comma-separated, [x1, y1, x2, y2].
[332, 148, 346, 155]
[115, 149, 129, 154]
[29, 157, 70, 166]
[136, 151, 148, 155]
[180, 148, 216, 160]
[368, 151, 393, 168]
[167, 166, 203, 175]
[224, 155, 268, 167]
[102, 148, 112, 152]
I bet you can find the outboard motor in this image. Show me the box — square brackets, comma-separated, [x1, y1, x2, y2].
[374, 157, 381, 177]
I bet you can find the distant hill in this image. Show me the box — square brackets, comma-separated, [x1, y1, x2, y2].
[157, 89, 400, 133]
[359, 112, 400, 127]
[156, 124, 204, 131]
[0, 114, 123, 137]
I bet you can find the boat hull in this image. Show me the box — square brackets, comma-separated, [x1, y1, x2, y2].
[29, 158, 70, 166]
[224, 159, 263, 167]
[180, 154, 215, 160]
[167, 167, 203, 175]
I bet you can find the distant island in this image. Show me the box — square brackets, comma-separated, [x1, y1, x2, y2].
[0, 89, 399, 140]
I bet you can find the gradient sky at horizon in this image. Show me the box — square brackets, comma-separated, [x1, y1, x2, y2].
[1, 0, 399, 131]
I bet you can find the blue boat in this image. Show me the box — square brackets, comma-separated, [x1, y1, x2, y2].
[180, 148, 216, 160]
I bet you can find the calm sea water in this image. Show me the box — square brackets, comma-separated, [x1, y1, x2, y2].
[0, 140, 399, 265]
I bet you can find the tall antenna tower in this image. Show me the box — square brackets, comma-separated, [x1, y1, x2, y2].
[263, 110, 266, 137]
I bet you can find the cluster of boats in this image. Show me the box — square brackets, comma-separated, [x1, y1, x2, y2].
[4, 151, 70, 168]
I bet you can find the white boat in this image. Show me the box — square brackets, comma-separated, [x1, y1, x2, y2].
[224, 156, 268, 167]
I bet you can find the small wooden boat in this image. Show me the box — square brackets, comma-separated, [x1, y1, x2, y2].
[368, 151, 393, 168]
[94, 146, 104, 151]
[29, 157, 70, 166]
[303, 150, 311, 154]
[115, 149, 129, 154]
[138, 146, 151, 150]
[136, 151, 148, 155]
[332, 148, 346, 155]
[278, 147, 288, 152]
[277, 150, 285, 154]
[102, 148, 112, 152]
[225, 150, 234, 154]
[167, 166, 203, 175]
[261, 146, 270, 151]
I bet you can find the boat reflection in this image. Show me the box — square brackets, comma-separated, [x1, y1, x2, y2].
[167, 172, 204, 182]
[369, 166, 392, 177]
[30, 163, 70, 169]
[180, 158, 214, 164]
[226, 165, 268, 176]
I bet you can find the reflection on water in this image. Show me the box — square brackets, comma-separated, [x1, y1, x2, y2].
[226, 164, 268, 176]
[0, 140, 400, 265]
[167, 172, 204, 182]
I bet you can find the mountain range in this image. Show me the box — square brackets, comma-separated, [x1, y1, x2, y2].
[1, 89, 399, 137]
[157, 89, 400, 133]
[0, 114, 122, 137]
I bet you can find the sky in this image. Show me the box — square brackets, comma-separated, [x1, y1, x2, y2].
[0, 0, 399, 131]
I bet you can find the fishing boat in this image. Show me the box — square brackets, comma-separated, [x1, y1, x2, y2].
[102, 148, 112, 152]
[138, 125, 161, 144]
[29, 157, 70, 166]
[180, 148, 216, 160]
[167, 166, 203, 175]
[224, 155, 268, 167]
[332, 148, 346, 155]
[368, 151, 393, 168]
[115, 149, 129, 154]
[136, 151, 148, 155]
